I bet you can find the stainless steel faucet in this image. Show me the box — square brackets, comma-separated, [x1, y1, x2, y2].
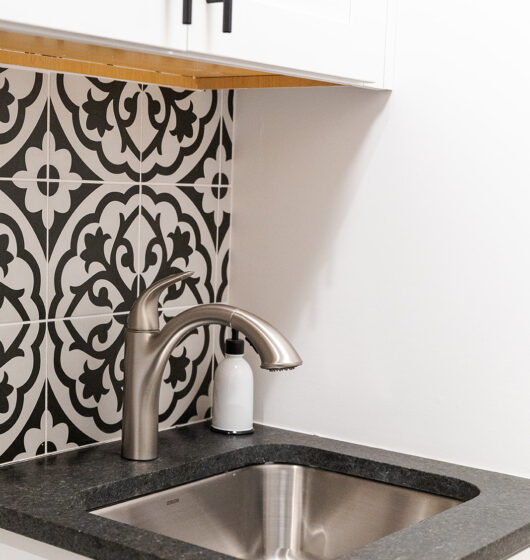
[121, 272, 303, 461]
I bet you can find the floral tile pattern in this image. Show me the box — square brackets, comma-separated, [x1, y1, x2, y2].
[0, 321, 46, 464]
[14, 410, 78, 459]
[220, 89, 234, 186]
[50, 73, 142, 182]
[47, 311, 214, 449]
[0, 180, 46, 323]
[48, 183, 140, 319]
[47, 315, 126, 447]
[0, 63, 233, 465]
[0, 67, 48, 180]
[158, 308, 214, 428]
[216, 186, 231, 303]
[139, 185, 217, 308]
[141, 87, 222, 184]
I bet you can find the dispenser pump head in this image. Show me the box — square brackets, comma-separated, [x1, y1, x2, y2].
[225, 329, 244, 355]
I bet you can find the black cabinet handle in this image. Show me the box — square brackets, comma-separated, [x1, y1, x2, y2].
[182, 0, 232, 33]
[183, 0, 192, 24]
[206, 0, 233, 33]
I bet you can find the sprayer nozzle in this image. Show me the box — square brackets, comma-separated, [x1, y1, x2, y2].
[262, 365, 299, 372]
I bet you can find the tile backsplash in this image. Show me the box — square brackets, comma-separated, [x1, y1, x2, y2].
[0, 65, 233, 464]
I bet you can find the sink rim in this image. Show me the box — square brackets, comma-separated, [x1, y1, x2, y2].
[91, 461, 467, 560]
[82, 443, 481, 513]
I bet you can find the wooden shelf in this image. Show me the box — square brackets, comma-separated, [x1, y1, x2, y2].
[0, 30, 336, 89]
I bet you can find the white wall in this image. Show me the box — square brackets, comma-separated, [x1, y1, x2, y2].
[231, 0, 530, 478]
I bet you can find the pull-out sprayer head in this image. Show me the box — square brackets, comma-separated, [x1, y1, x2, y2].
[229, 308, 302, 371]
[241, 335, 297, 371]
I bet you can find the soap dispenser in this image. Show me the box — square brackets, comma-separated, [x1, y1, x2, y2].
[211, 330, 254, 434]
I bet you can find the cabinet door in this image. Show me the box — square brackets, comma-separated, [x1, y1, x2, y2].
[187, 0, 390, 86]
[0, 529, 90, 559]
[0, 0, 187, 52]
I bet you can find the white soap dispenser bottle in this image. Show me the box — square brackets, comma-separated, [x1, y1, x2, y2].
[211, 330, 254, 434]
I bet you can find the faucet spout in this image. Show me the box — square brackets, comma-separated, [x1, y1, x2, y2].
[121, 275, 302, 461]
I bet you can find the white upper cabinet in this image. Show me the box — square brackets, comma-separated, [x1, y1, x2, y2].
[0, 0, 396, 89]
[186, 0, 395, 88]
[0, 0, 188, 51]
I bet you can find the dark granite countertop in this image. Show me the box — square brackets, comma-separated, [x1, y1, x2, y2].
[0, 422, 528, 560]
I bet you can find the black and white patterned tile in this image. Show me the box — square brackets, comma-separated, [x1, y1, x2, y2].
[0, 321, 46, 464]
[48, 183, 140, 319]
[46, 310, 214, 449]
[140, 87, 222, 184]
[220, 89, 234, 186]
[158, 308, 214, 427]
[0, 67, 48, 180]
[13, 130, 86, 236]
[0, 67, 233, 463]
[215, 185, 231, 303]
[13, 410, 79, 460]
[0, 180, 46, 323]
[47, 314, 126, 449]
[139, 185, 217, 308]
[50, 73, 142, 183]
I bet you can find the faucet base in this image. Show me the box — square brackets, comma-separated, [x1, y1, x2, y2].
[121, 454, 158, 462]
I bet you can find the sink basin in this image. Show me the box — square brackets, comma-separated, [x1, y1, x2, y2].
[92, 463, 461, 560]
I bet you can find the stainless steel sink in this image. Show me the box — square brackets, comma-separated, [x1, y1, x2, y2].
[92, 464, 461, 560]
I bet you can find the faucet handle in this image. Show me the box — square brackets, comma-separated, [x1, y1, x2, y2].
[127, 272, 193, 331]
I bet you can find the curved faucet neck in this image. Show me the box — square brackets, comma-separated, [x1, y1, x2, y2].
[156, 304, 235, 352]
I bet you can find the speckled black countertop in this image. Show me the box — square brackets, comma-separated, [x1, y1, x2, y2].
[0, 422, 528, 560]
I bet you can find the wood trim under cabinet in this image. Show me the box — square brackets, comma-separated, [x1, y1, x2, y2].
[0, 30, 336, 89]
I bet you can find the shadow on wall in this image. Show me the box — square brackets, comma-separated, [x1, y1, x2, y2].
[231, 86, 390, 334]
[230, 86, 390, 421]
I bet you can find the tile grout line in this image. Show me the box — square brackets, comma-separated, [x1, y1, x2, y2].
[215, 89, 223, 305]
[137, 80, 144, 299]
[0, 311, 131, 329]
[210, 90, 225, 375]
[224, 89, 235, 305]
[0, 180, 232, 191]
[0, 177, 232, 189]
[44, 71, 51, 455]
[225, 175, 234, 306]
[226, 90, 236, 302]
[0, 306, 197, 330]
